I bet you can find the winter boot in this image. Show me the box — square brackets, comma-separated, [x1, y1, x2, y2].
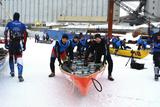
[10, 72, 15, 77]
[108, 76, 114, 81]
[18, 76, 24, 82]
[48, 72, 55, 77]
[154, 67, 159, 81]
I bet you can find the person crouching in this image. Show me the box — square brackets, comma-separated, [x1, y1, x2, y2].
[49, 34, 70, 77]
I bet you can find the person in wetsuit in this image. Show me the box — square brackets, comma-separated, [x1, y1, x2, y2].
[152, 31, 160, 80]
[85, 34, 114, 81]
[4, 12, 27, 82]
[49, 34, 70, 77]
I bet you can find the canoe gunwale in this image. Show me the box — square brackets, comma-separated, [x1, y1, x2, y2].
[60, 64, 106, 78]
[60, 64, 106, 95]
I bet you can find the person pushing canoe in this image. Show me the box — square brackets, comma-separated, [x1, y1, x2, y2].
[68, 35, 80, 61]
[49, 34, 70, 77]
[85, 34, 114, 81]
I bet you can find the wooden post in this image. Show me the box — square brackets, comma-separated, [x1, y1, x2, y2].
[107, 0, 114, 39]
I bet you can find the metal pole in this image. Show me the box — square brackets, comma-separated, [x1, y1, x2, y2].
[107, 0, 114, 38]
[148, 17, 151, 36]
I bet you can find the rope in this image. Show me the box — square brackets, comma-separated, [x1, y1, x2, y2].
[91, 78, 103, 92]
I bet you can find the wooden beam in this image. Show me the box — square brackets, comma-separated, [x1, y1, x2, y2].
[108, 0, 114, 38]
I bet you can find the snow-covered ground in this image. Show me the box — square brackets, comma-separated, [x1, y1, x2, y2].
[0, 39, 160, 107]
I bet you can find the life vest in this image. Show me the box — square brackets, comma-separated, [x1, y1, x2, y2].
[153, 34, 160, 52]
[112, 37, 118, 43]
[116, 40, 122, 47]
[70, 39, 79, 48]
[80, 38, 87, 47]
[56, 40, 70, 53]
[137, 38, 144, 45]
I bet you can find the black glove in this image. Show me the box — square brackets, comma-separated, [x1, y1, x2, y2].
[102, 61, 107, 65]
[58, 60, 62, 66]
[23, 45, 26, 51]
[5, 44, 9, 49]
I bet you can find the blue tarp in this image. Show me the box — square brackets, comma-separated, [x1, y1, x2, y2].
[46, 30, 74, 40]
[46, 30, 90, 40]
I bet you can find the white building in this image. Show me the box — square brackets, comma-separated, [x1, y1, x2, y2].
[0, 0, 120, 24]
[145, 0, 160, 20]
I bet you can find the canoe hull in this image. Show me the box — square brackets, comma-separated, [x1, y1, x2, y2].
[60, 65, 106, 96]
[109, 48, 149, 59]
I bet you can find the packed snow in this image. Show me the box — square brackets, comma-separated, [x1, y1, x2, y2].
[0, 38, 160, 107]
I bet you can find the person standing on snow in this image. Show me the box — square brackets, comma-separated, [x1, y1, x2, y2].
[49, 34, 70, 77]
[4, 12, 27, 82]
[152, 32, 160, 81]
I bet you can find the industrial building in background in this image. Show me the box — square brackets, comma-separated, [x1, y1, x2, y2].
[0, 0, 120, 24]
[0, 0, 160, 26]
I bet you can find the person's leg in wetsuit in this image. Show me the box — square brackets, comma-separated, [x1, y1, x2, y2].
[9, 53, 15, 77]
[106, 53, 114, 81]
[49, 57, 56, 77]
[153, 52, 160, 80]
[106, 45, 114, 81]
[49, 47, 57, 77]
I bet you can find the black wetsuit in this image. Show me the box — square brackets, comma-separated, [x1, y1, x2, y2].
[85, 39, 113, 76]
[152, 32, 160, 67]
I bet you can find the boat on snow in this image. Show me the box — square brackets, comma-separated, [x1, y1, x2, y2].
[109, 47, 149, 59]
[60, 59, 106, 96]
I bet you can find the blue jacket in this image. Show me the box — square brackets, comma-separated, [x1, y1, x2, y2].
[5, 20, 26, 38]
[4, 20, 27, 51]
[80, 38, 88, 47]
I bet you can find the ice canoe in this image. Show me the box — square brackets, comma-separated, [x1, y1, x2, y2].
[109, 48, 149, 59]
[60, 60, 106, 96]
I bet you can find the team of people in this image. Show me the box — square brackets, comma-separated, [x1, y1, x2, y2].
[48, 33, 114, 81]
[4, 12, 160, 82]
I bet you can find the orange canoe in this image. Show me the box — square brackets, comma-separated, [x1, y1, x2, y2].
[60, 62, 106, 96]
